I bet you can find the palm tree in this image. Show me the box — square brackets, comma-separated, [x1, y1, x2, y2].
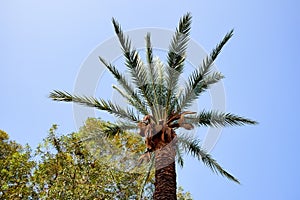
[49, 12, 257, 200]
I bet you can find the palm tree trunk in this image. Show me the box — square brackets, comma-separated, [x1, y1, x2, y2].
[153, 140, 177, 200]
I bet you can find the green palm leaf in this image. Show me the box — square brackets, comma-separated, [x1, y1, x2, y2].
[49, 90, 140, 123]
[145, 33, 161, 120]
[99, 57, 149, 115]
[179, 30, 233, 111]
[145, 33, 154, 80]
[112, 18, 154, 110]
[111, 84, 149, 117]
[186, 110, 258, 127]
[176, 144, 184, 168]
[178, 134, 240, 184]
[165, 12, 192, 115]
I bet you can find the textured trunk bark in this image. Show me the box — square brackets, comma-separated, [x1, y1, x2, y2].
[153, 141, 177, 200]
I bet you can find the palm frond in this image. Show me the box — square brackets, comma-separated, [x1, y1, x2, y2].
[202, 72, 225, 86]
[178, 134, 240, 184]
[99, 57, 148, 115]
[178, 29, 234, 111]
[145, 33, 157, 94]
[145, 33, 160, 118]
[176, 144, 184, 168]
[155, 57, 166, 102]
[112, 84, 149, 115]
[112, 85, 130, 100]
[165, 12, 192, 114]
[167, 12, 192, 71]
[112, 18, 154, 109]
[145, 33, 154, 72]
[186, 110, 258, 127]
[178, 72, 225, 112]
[49, 90, 140, 123]
[149, 57, 167, 120]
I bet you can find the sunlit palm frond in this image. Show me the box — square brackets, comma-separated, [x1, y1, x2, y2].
[177, 72, 225, 113]
[179, 30, 234, 110]
[145, 33, 154, 75]
[178, 134, 240, 184]
[112, 85, 149, 116]
[145, 33, 161, 118]
[146, 57, 168, 120]
[145, 33, 157, 95]
[165, 12, 192, 114]
[155, 57, 167, 103]
[186, 110, 258, 127]
[49, 90, 140, 123]
[99, 57, 148, 115]
[167, 12, 192, 71]
[176, 144, 184, 168]
[112, 18, 153, 109]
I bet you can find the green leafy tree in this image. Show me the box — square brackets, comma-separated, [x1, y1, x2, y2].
[33, 119, 192, 199]
[33, 122, 154, 199]
[49, 12, 257, 199]
[0, 130, 36, 199]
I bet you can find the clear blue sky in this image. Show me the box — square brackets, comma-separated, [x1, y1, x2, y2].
[1, 1, 299, 199]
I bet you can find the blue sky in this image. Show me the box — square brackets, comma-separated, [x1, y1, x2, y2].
[1, 0, 300, 199]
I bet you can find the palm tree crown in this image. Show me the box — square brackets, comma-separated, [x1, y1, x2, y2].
[50, 12, 257, 199]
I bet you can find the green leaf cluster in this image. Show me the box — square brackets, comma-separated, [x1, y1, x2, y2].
[0, 130, 37, 199]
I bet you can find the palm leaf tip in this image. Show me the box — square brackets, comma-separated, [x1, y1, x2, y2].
[145, 33, 153, 65]
[176, 145, 184, 168]
[111, 17, 131, 55]
[179, 12, 192, 35]
[49, 90, 72, 101]
[200, 153, 240, 184]
[112, 17, 121, 34]
[210, 29, 234, 61]
[224, 113, 258, 126]
[167, 12, 192, 70]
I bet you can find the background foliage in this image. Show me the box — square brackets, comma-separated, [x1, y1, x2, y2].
[0, 119, 193, 199]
